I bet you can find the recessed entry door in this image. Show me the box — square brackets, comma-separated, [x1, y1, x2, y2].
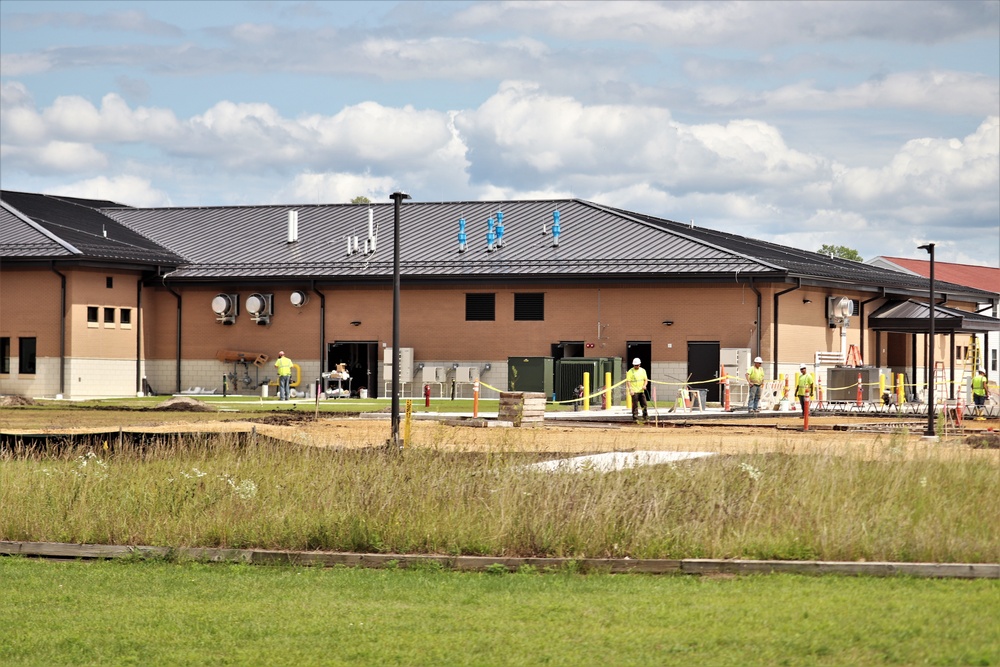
[687, 341, 721, 403]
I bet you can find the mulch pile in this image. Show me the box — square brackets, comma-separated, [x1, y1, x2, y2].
[0, 395, 36, 407]
[154, 396, 217, 412]
[965, 431, 1000, 449]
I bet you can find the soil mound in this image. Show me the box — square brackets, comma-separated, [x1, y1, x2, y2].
[966, 431, 1000, 449]
[0, 395, 36, 407]
[154, 396, 216, 412]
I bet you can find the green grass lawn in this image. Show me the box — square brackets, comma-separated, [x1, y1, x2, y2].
[2, 558, 997, 667]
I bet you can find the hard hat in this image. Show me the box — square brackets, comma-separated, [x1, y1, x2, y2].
[632, 358, 641, 366]
[753, 356, 763, 363]
[800, 363, 807, 369]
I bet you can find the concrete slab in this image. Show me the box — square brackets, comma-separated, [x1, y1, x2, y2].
[526, 450, 716, 473]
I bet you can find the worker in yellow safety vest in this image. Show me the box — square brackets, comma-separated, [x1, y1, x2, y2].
[795, 363, 814, 416]
[274, 350, 293, 400]
[626, 358, 649, 423]
[746, 356, 765, 414]
[972, 368, 990, 420]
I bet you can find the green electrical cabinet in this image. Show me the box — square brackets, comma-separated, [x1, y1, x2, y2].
[506, 356, 554, 398]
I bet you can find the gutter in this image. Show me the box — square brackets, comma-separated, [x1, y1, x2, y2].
[49, 262, 66, 396]
[312, 281, 326, 376]
[163, 277, 182, 393]
[748, 278, 762, 359]
[772, 279, 801, 380]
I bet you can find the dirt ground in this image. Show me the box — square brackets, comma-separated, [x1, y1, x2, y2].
[1, 403, 997, 461]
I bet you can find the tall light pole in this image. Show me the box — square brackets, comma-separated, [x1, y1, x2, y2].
[918, 243, 935, 438]
[389, 191, 410, 449]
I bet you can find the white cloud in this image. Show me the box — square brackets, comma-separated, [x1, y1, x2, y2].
[278, 172, 399, 204]
[47, 175, 169, 206]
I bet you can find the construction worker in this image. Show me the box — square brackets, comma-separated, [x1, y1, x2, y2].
[972, 368, 989, 420]
[274, 350, 293, 400]
[795, 363, 814, 416]
[746, 356, 765, 414]
[626, 357, 649, 423]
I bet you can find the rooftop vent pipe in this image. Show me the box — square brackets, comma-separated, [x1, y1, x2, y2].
[457, 218, 467, 252]
[495, 211, 504, 247]
[486, 215, 496, 252]
[552, 210, 561, 246]
[287, 210, 299, 243]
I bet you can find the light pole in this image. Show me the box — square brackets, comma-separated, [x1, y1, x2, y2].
[389, 191, 410, 449]
[918, 242, 935, 438]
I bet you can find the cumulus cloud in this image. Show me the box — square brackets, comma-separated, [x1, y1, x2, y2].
[47, 175, 172, 207]
[278, 172, 399, 205]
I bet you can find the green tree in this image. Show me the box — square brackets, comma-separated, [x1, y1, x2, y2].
[351, 196, 371, 204]
[818, 244, 863, 262]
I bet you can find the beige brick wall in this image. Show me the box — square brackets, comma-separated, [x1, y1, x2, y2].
[0, 357, 61, 397]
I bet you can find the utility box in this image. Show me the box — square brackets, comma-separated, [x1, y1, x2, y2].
[721, 348, 751, 381]
[383, 347, 414, 382]
[825, 366, 884, 402]
[454, 366, 479, 382]
[507, 356, 554, 397]
[555, 358, 602, 402]
[421, 366, 444, 383]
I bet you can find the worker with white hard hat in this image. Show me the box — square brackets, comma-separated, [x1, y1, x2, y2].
[626, 357, 649, 423]
[746, 356, 765, 414]
[795, 363, 815, 416]
[971, 367, 989, 420]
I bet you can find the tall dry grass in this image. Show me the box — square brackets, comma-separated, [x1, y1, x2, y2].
[1, 431, 997, 562]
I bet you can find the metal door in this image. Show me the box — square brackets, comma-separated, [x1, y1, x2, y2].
[687, 341, 721, 403]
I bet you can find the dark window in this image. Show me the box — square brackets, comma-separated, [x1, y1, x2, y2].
[465, 293, 495, 321]
[120, 308, 131, 325]
[104, 307, 115, 324]
[514, 293, 545, 321]
[18, 337, 36, 375]
[1, 337, 9, 374]
[87, 306, 99, 323]
[106, 277, 113, 289]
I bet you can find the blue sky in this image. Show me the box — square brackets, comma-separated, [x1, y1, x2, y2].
[2, 0, 998, 267]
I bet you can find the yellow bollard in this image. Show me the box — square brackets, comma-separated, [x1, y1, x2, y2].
[897, 373, 905, 406]
[583, 371, 590, 411]
[605, 371, 612, 408]
[879, 373, 886, 402]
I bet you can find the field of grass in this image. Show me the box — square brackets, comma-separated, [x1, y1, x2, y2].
[2, 430, 997, 562]
[2, 557, 997, 667]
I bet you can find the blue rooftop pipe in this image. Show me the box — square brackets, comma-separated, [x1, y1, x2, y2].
[552, 210, 561, 246]
[458, 218, 467, 252]
[496, 211, 504, 247]
[486, 215, 496, 251]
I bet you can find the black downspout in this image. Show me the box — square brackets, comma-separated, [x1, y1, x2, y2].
[911, 333, 918, 401]
[164, 280, 182, 394]
[859, 289, 884, 367]
[772, 279, 801, 380]
[136, 279, 142, 395]
[748, 279, 762, 359]
[50, 262, 66, 397]
[312, 281, 326, 377]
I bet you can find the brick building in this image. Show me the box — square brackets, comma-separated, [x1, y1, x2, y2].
[2, 190, 997, 401]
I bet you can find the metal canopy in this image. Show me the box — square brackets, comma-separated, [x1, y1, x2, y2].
[868, 299, 1000, 334]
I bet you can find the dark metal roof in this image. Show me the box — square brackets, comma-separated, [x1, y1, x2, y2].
[0, 190, 183, 266]
[102, 199, 776, 281]
[0, 203, 74, 258]
[868, 299, 1000, 333]
[604, 204, 996, 300]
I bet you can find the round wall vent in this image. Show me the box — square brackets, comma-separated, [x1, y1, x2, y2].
[246, 293, 267, 316]
[211, 294, 232, 316]
[290, 290, 308, 307]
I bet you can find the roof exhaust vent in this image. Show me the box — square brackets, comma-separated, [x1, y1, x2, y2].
[551, 210, 561, 247]
[495, 210, 504, 247]
[486, 215, 496, 252]
[457, 218, 467, 253]
[287, 211, 299, 243]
